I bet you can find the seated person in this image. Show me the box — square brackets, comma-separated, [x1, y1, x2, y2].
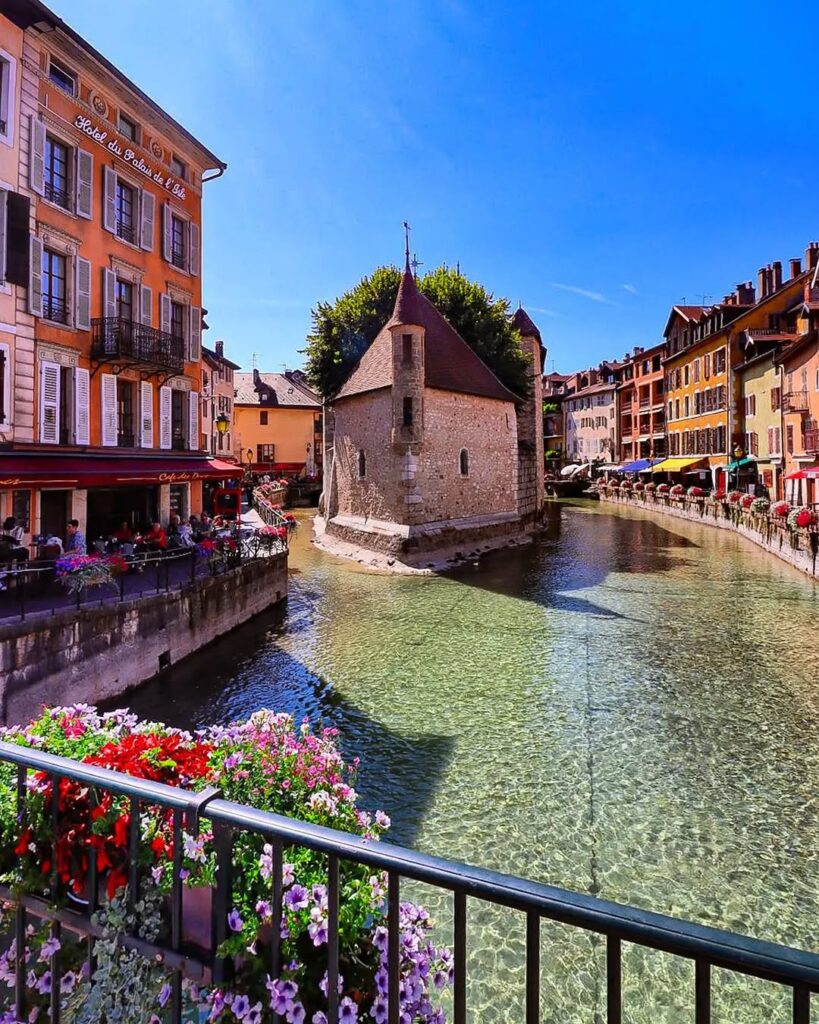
[64, 519, 86, 555]
[0, 517, 28, 562]
[143, 521, 167, 551]
[112, 521, 133, 544]
[198, 511, 213, 535]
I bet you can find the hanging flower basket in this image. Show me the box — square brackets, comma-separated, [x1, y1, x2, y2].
[670, 484, 685, 497]
[620, 480, 633, 490]
[713, 489, 727, 501]
[644, 482, 656, 493]
[55, 554, 127, 595]
[633, 482, 645, 492]
[727, 490, 743, 504]
[656, 483, 669, 494]
[788, 506, 817, 530]
[750, 497, 770, 514]
[770, 500, 791, 518]
[686, 486, 705, 498]
[740, 494, 754, 510]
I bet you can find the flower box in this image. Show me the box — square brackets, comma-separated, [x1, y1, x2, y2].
[770, 500, 790, 518]
[750, 497, 771, 515]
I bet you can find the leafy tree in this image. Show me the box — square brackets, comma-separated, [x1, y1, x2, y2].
[304, 265, 532, 399]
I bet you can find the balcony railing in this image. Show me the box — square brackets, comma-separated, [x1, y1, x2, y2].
[42, 296, 68, 324]
[171, 249, 187, 270]
[91, 317, 185, 373]
[115, 219, 136, 244]
[0, 739, 818, 1024]
[784, 391, 810, 413]
[44, 181, 70, 209]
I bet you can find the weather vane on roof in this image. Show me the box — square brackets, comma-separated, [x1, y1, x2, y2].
[403, 221, 411, 265]
[411, 253, 423, 278]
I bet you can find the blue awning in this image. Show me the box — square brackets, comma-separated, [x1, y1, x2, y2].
[620, 458, 661, 473]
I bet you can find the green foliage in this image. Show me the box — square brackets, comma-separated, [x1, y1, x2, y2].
[304, 264, 533, 399]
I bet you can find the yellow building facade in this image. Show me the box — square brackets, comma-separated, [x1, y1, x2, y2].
[233, 370, 322, 476]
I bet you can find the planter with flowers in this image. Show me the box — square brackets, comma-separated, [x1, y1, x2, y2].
[55, 554, 128, 595]
[750, 497, 770, 515]
[726, 490, 742, 504]
[686, 486, 705, 499]
[770, 500, 790, 518]
[740, 494, 754, 510]
[669, 484, 685, 500]
[620, 480, 633, 491]
[633, 482, 645, 494]
[713, 489, 726, 501]
[0, 706, 453, 1024]
[787, 506, 818, 532]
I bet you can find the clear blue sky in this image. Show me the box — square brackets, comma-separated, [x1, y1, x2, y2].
[56, 0, 818, 375]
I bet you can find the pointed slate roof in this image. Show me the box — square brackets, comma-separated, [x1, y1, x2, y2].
[335, 266, 519, 404]
[512, 306, 541, 343]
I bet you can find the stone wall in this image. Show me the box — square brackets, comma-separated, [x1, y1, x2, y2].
[0, 554, 288, 726]
[599, 491, 819, 578]
[515, 337, 545, 520]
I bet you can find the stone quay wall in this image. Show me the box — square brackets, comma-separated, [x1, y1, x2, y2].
[0, 554, 288, 725]
[598, 490, 819, 578]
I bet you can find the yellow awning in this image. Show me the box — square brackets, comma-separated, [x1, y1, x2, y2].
[651, 457, 706, 474]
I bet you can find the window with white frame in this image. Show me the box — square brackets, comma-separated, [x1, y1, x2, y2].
[44, 135, 71, 209]
[48, 58, 76, 96]
[0, 48, 17, 148]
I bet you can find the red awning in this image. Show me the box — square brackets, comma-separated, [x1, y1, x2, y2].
[0, 454, 242, 488]
[785, 470, 809, 480]
[252, 462, 306, 473]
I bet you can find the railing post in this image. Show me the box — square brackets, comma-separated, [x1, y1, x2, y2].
[454, 890, 466, 1024]
[212, 823, 234, 986]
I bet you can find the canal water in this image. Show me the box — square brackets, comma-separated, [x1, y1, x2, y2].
[125, 502, 819, 1023]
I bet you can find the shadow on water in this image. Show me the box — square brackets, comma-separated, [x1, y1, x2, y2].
[442, 501, 699, 619]
[108, 600, 454, 850]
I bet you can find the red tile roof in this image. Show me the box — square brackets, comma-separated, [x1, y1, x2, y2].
[336, 268, 519, 404]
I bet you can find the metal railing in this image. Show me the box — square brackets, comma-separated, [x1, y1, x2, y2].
[0, 536, 286, 622]
[0, 740, 817, 1023]
[44, 181, 70, 209]
[115, 219, 136, 244]
[91, 317, 186, 373]
[784, 391, 809, 413]
[42, 296, 68, 324]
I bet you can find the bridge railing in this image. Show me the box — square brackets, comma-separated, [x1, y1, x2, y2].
[0, 740, 816, 1023]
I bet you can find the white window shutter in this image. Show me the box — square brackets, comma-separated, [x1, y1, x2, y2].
[103, 268, 116, 319]
[159, 385, 172, 449]
[160, 292, 171, 334]
[75, 257, 91, 330]
[0, 190, 6, 284]
[74, 366, 90, 445]
[29, 116, 45, 196]
[102, 166, 117, 233]
[140, 190, 155, 251]
[75, 149, 93, 219]
[100, 373, 117, 446]
[140, 380, 154, 448]
[140, 284, 152, 326]
[189, 305, 201, 362]
[28, 236, 43, 316]
[39, 361, 60, 443]
[189, 222, 200, 276]
[188, 390, 199, 450]
[162, 202, 172, 262]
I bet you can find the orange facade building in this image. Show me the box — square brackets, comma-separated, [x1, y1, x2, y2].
[616, 343, 666, 464]
[1, 0, 236, 543]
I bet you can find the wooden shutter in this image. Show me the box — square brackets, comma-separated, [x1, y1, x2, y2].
[102, 166, 117, 233]
[140, 380, 153, 448]
[100, 373, 117, 446]
[75, 257, 91, 330]
[160, 292, 171, 334]
[75, 149, 93, 219]
[28, 236, 43, 316]
[0, 190, 6, 284]
[140, 190, 155, 251]
[102, 268, 116, 319]
[38, 361, 60, 443]
[6, 192, 31, 287]
[159, 385, 172, 449]
[161, 202, 172, 262]
[189, 305, 201, 362]
[140, 284, 152, 326]
[189, 222, 200, 276]
[188, 390, 199, 450]
[29, 116, 45, 196]
[74, 366, 90, 445]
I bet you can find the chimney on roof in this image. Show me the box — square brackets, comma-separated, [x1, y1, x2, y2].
[790, 258, 802, 279]
[771, 261, 783, 291]
[215, 340, 224, 357]
[736, 282, 755, 305]
[757, 267, 769, 300]
[252, 368, 262, 388]
[806, 242, 819, 271]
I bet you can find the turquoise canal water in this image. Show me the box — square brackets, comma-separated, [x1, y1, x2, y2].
[125, 502, 819, 1022]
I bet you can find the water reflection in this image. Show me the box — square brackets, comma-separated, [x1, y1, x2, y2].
[120, 502, 819, 1022]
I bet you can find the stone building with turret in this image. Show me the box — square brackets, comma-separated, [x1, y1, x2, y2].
[316, 261, 545, 568]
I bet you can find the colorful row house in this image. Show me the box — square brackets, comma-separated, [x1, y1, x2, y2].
[616, 343, 665, 464]
[0, 0, 235, 546]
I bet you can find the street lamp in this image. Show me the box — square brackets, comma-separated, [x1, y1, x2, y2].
[733, 445, 743, 494]
[215, 413, 229, 435]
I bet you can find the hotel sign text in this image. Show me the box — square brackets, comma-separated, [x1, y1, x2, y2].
[74, 116, 188, 200]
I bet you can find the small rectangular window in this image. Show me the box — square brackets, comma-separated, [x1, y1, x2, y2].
[118, 113, 139, 143]
[260, 411, 268, 425]
[402, 396, 413, 427]
[170, 155, 187, 180]
[49, 58, 76, 96]
[171, 215, 187, 269]
[402, 333, 412, 363]
[257, 443, 275, 463]
[44, 135, 71, 209]
[115, 179, 135, 243]
[42, 248, 68, 324]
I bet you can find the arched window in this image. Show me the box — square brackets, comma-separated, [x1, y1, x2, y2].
[459, 448, 469, 476]
[358, 450, 366, 478]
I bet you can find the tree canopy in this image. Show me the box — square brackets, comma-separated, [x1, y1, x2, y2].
[303, 265, 533, 399]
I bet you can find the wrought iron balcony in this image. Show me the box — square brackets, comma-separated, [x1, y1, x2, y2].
[91, 317, 185, 374]
[44, 181, 70, 209]
[42, 296, 68, 324]
[171, 249, 187, 270]
[115, 219, 136, 244]
[784, 391, 809, 413]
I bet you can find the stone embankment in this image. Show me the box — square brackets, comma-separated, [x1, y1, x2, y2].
[0, 554, 288, 725]
[598, 488, 819, 578]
